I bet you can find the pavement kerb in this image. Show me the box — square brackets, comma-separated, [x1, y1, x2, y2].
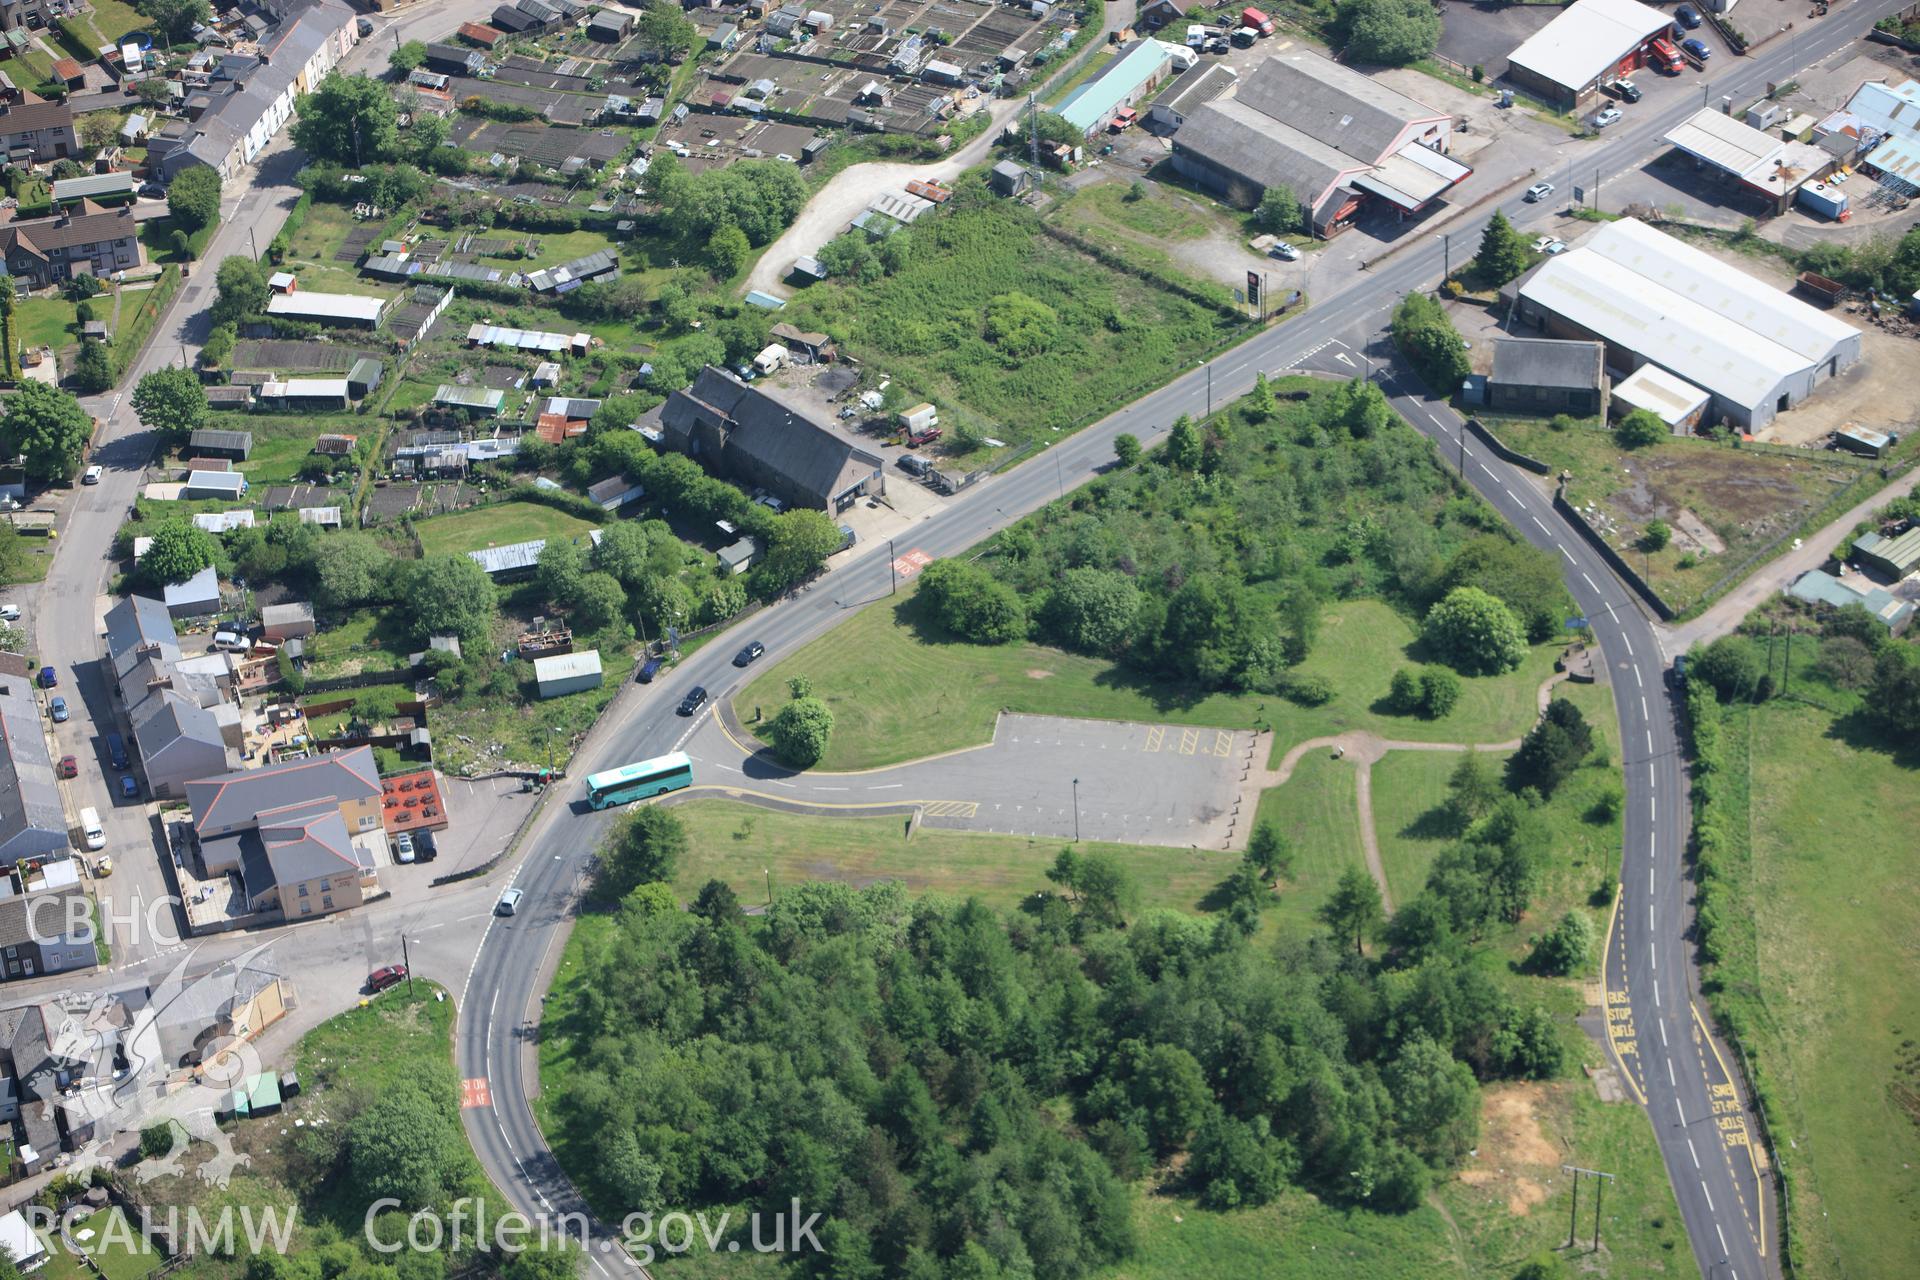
[714, 693, 1001, 776]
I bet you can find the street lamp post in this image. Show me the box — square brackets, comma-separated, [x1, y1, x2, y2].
[1437, 232, 1450, 283]
[1072, 777, 1080, 842]
[401, 934, 413, 995]
[888, 537, 897, 595]
[764, 867, 772, 907]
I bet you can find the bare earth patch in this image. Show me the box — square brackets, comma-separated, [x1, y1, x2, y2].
[1025, 669, 1055, 680]
[1458, 1083, 1563, 1217]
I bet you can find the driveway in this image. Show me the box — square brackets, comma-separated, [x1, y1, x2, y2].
[1435, 2, 1560, 75]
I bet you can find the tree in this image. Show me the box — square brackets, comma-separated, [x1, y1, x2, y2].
[1389, 667, 1422, 714]
[572, 572, 627, 633]
[291, 75, 401, 166]
[982, 292, 1060, 359]
[1641, 518, 1671, 552]
[72, 340, 113, 394]
[1387, 1037, 1480, 1167]
[1418, 666, 1461, 718]
[500, 1251, 579, 1280]
[1867, 641, 1920, 734]
[1245, 819, 1294, 880]
[1507, 697, 1594, 796]
[346, 1083, 461, 1210]
[211, 256, 268, 326]
[1423, 586, 1527, 675]
[0, 382, 91, 481]
[167, 165, 222, 234]
[537, 536, 586, 607]
[1245, 372, 1277, 422]
[1473, 211, 1529, 285]
[1390, 292, 1470, 392]
[1440, 534, 1568, 643]
[916, 559, 1027, 645]
[1166, 415, 1202, 470]
[755, 508, 844, 595]
[147, 0, 212, 43]
[79, 111, 123, 152]
[634, 5, 699, 63]
[400, 554, 496, 651]
[312, 534, 391, 610]
[1444, 751, 1497, 830]
[1528, 910, 1594, 976]
[600, 806, 687, 899]
[767, 695, 835, 767]
[1256, 185, 1303, 235]
[1690, 635, 1763, 702]
[1113, 433, 1141, 468]
[706, 225, 750, 278]
[1339, 0, 1441, 66]
[389, 40, 429, 73]
[139, 1121, 179, 1161]
[692, 879, 742, 926]
[1040, 567, 1140, 657]
[1321, 865, 1384, 955]
[1075, 853, 1139, 929]
[1190, 1112, 1289, 1209]
[142, 520, 216, 585]
[1615, 408, 1667, 448]
[131, 366, 209, 441]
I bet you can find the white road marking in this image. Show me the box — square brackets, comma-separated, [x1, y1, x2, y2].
[1623, 634, 1634, 656]
[1505, 488, 1517, 500]
[1532, 515, 1548, 531]
[1561, 547, 1576, 563]
[1646, 729, 1654, 754]
[1650, 940, 1657, 970]
[1659, 1020, 1669, 1047]
[869, 783, 903, 790]
[1717, 1224, 1730, 1255]
[1666, 1056, 1676, 1085]
[1702, 1183, 1715, 1213]
[1655, 978, 1661, 1008]
[1676, 1096, 1686, 1125]
[815, 785, 848, 791]
[1582, 572, 1597, 590]
[1688, 1137, 1700, 1168]
[1641, 696, 1649, 718]
[1649, 866, 1654, 895]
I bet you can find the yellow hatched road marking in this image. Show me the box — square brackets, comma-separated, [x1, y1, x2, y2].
[1212, 731, 1234, 757]
[1143, 726, 1165, 753]
[1179, 728, 1199, 755]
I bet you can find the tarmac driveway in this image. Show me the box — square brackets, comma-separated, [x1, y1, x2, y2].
[1436, 2, 1560, 76]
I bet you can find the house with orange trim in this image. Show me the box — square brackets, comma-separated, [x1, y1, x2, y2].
[184, 747, 385, 921]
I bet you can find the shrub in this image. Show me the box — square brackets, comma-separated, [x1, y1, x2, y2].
[1423, 586, 1527, 675]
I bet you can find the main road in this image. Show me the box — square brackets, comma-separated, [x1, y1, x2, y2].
[456, 9, 1904, 1278]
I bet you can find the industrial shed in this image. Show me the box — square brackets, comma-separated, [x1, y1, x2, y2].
[1504, 0, 1672, 112]
[1147, 62, 1237, 131]
[534, 650, 603, 698]
[265, 291, 390, 329]
[1789, 569, 1914, 633]
[1052, 39, 1176, 136]
[1662, 108, 1834, 213]
[1172, 52, 1464, 236]
[1854, 527, 1920, 579]
[189, 428, 253, 461]
[1512, 219, 1862, 430]
[1488, 339, 1607, 417]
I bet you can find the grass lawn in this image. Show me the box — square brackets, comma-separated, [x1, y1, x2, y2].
[303, 608, 410, 677]
[1730, 698, 1920, 1280]
[670, 799, 1229, 915]
[59, 1208, 162, 1280]
[12, 295, 80, 351]
[414, 500, 600, 557]
[86, 0, 149, 43]
[1489, 419, 1876, 615]
[302, 679, 415, 737]
[1371, 748, 1488, 908]
[431, 642, 638, 775]
[744, 592, 1564, 773]
[1251, 752, 1364, 935]
[482, 227, 619, 270]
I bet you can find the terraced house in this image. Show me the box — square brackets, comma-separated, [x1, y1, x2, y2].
[1, 206, 143, 287]
[0, 94, 74, 163]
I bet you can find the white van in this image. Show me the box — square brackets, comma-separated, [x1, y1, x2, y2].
[79, 807, 105, 851]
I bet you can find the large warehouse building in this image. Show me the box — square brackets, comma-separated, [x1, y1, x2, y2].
[1171, 52, 1467, 237]
[1504, 0, 1673, 111]
[1510, 218, 1862, 430]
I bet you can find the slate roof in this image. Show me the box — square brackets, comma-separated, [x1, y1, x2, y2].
[4, 207, 139, 256]
[661, 367, 883, 508]
[190, 428, 253, 455]
[1236, 51, 1447, 166]
[104, 595, 179, 668]
[1177, 97, 1356, 204]
[0, 98, 74, 135]
[133, 689, 228, 764]
[187, 746, 380, 835]
[241, 802, 360, 892]
[1490, 338, 1606, 391]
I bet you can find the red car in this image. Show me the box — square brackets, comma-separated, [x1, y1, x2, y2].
[367, 965, 408, 993]
[57, 755, 78, 779]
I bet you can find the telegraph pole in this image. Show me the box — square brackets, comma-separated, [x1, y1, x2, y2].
[888, 537, 897, 595]
[401, 934, 413, 995]
[1561, 1165, 1616, 1250]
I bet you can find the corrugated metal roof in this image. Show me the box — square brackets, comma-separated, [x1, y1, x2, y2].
[266, 291, 388, 323]
[1663, 109, 1784, 181]
[534, 650, 603, 682]
[1055, 39, 1173, 133]
[433, 384, 506, 409]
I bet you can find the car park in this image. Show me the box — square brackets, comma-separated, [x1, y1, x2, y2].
[394, 831, 415, 863]
[1525, 182, 1554, 202]
[119, 774, 139, 800]
[733, 641, 766, 667]
[57, 755, 77, 779]
[367, 965, 408, 992]
[677, 686, 709, 716]
[1682, 37, 1711, 59]
[1675, 5, 1702, 28]
[49, 696, 68, 722]
[496, 887, 523, 916]
[1594, 106, 1622, 128]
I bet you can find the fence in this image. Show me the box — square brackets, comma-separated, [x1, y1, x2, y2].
[1552, 483, 1677, 620]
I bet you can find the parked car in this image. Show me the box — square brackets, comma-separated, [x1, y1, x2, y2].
[1610, 78, 1642, 102]
[1594, 105, 1622, 128]
[394, 831, 415, 863]
[1675, 5, 1702, 28]
[139, 182, 165, 198]
[677, 686, 709, 716]
[38, 666, 56, 688]
[212, 630, 247, 651]
[1681, 37, 1711, 59]
[636, 654, 663, 683]
[415, 829, 438, 862]
[1543, 240, 1568, 255]
[57, 755, 77, 779]
[49, 696, 68, 723]
[754, 494, 787, 514]
[1525, 182, 1554, 202]
[367, 965, 407, 993]
[1269, 241, 1300, 262]
[82, 465, 102, 485]
[496, 887, 524, 916]
[106, 733, 128, 769]
[733, 641, 766, 667]
[899, 455, 934, 477]
[0, 603, 18, 621]
[119, 774, 139, 800]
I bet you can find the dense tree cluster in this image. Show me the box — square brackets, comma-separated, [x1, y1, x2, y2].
[1337, 0, 1442, 68]
[1507, 697, 1595, 797]
[0, 382, 91, 481]
[1391, 292, 1470, 392]
[1423, 586, 1528, 675]
[550, 834, 1566, 1280]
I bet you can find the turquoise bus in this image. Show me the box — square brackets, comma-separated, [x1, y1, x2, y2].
[585, 752, 694, 809]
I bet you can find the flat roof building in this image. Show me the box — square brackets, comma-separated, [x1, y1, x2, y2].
[1610, 363, 1711, 430]
[1512, 218, 1862, 429]
[1662, 108, 1834, 212]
